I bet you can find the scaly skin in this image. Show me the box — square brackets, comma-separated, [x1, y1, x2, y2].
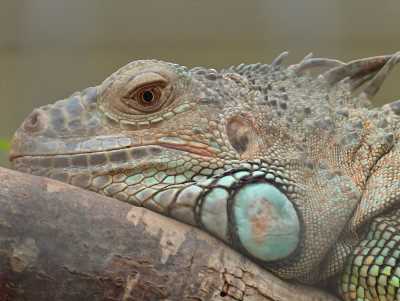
[9, 52, 400, 300]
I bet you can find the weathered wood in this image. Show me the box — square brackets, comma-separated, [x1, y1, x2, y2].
[0, 167, 339, 301]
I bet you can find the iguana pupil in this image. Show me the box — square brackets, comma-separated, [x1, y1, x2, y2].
[142, 90, 154, 103]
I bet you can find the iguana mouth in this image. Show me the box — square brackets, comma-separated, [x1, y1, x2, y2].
[10, 143, 216, 170]
[9, 139, 217, 161]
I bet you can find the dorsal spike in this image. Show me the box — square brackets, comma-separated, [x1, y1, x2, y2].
[349, 72, 377, 92]
[361, 51, 400, 98]
[323, 55, 392, 86]
[302, 52, 314, 61]
[293, 58, 345, 75]
[271, 51, 289, 67]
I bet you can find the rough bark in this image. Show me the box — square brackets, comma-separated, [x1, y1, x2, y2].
[0, 167, 339, 301]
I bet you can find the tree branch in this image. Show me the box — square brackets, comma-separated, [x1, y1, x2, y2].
[0, 167, 339, 301]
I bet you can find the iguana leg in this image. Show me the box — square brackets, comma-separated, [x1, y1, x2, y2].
[112, 166, 302, 264]
[340, 211, 400, 301]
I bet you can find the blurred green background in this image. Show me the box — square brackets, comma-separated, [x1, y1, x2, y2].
[1, 1, 400, 167]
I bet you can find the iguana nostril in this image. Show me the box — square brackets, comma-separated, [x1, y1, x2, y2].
[23, 110, 45, 133]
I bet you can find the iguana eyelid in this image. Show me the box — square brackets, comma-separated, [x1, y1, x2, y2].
[124, 81, 167, 100]
[127, 72, 168, 91]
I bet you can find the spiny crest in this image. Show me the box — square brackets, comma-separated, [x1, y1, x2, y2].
[290, 52, 400, 139]
[226, 51, 400, 102]
[190, 51, 400, 149]
[226, 52, 400, 142]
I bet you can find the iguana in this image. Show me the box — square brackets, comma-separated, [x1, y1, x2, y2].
[9, 51, 400, 301]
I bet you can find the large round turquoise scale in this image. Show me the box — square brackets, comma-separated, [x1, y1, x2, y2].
[200, 187, 229, 242]
[232, 183, 300, 262]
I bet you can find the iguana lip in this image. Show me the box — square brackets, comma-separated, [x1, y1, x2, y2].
[10, 143, 216, 162]
[9, 133, 218, 162]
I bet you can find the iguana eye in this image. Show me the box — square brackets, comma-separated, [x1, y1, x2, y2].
[99, 68, 181, 117]
[123, 84, 165, 113]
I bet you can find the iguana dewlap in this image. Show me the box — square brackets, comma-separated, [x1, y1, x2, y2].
[9, 52, 400, 301]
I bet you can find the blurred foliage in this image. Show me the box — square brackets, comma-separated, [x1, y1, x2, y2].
[0, 139, 10, 151]
[0, 140, 10, 168]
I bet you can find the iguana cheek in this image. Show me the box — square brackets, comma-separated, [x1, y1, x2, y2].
[232, 183, 300, 262]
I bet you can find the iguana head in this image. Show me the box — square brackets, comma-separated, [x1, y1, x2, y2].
[10, 58, 312, 188]
[9, 53, 400, 283]
[10, 60, 253, 177]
